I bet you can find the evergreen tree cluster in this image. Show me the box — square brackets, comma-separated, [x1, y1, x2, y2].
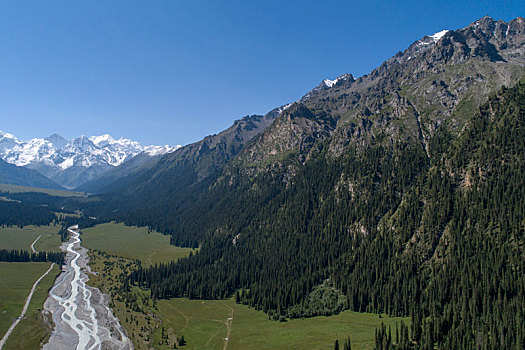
[0, 248, 65, 264]
[373, 322, 413, 350]
[334, 335, 352, 350]
[0, 200, 57, 227]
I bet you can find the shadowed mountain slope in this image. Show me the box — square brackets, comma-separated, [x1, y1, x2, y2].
[0, 158, 64, 190]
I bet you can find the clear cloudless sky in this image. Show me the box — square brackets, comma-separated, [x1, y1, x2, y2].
[0, 0, 523, 146]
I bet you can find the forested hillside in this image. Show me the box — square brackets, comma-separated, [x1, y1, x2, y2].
[76, 16, 525, 349]
[131, 77, 525, 350]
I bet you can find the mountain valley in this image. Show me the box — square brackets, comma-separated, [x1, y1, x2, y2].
[1, 15, 524, 350]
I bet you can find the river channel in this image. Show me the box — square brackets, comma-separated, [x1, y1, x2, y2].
[43, 225, 133, 350]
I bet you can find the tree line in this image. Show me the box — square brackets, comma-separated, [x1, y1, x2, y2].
[0, 248, 65, 264]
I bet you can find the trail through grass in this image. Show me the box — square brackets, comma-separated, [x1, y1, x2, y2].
[84, 222, 409, 349]
[0, 224, 61, 252]
[156, 298, 408, 350]
[0, 262, 60, 349]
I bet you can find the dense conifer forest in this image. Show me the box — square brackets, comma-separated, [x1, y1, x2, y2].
[127, 80, 525, 349]
[0, 200, 57, 227]
[39, 18, 523, 348]
[0, 191, 79, 213]
[0, 248, 65, 264]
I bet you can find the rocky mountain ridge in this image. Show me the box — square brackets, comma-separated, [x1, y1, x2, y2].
[106, 16, 525, 216]
[74, 16, 525, 195]
[234, 16, 525, 178]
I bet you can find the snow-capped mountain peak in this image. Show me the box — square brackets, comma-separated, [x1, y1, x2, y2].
[0, 130, 18, 140]
[0, 130, 23, 153]
[45, 133, 67, 148]
[0, 130, 178, 188]
[89, 134, 116, 147]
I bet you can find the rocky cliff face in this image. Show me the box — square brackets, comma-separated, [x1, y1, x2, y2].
[232, 104, 336, 178]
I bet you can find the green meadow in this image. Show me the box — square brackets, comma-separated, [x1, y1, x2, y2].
[0, 262, 60, 350]
[155, 298, 407, 350]
[0, 224, 62, 252]
[81, 222, 197, 267]
[0, 225, 62, 349]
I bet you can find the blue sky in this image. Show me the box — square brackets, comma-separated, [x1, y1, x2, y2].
[0, 0, 523, 146]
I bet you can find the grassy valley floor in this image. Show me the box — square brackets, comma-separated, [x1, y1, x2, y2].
[82, 222, 197, 266]
[83, 222, 409, 350]
[0, 262, 60, 350]
[0, 225, 63, 349]
[82, 223, 198, 348]
[0, 224, 62, 252]
[156, 298, 406, 350]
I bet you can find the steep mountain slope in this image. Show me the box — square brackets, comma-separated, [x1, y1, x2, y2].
[237, 16, 525, 177]
[0, 158, 64, 190]
[87, 16, 525, 349]
[0, 131, 176, 189]
[105, 112, 280, 205]
[110, 16, 524, 235]
[75, 151, 165, 193]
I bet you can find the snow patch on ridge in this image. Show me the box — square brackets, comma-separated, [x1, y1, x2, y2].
[415, 29, 450, 49]
[278, 103, 293, 114]
[0, 130, 18, 140]
[430, 29, 449, 42]
[144, 145, 180, 156]
[89, 134, 115, 146]
[322, 73, 354, 88]
[323, 78, 339, 88]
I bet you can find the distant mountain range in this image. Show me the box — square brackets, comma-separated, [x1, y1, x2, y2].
[0, 130, 179, 189]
